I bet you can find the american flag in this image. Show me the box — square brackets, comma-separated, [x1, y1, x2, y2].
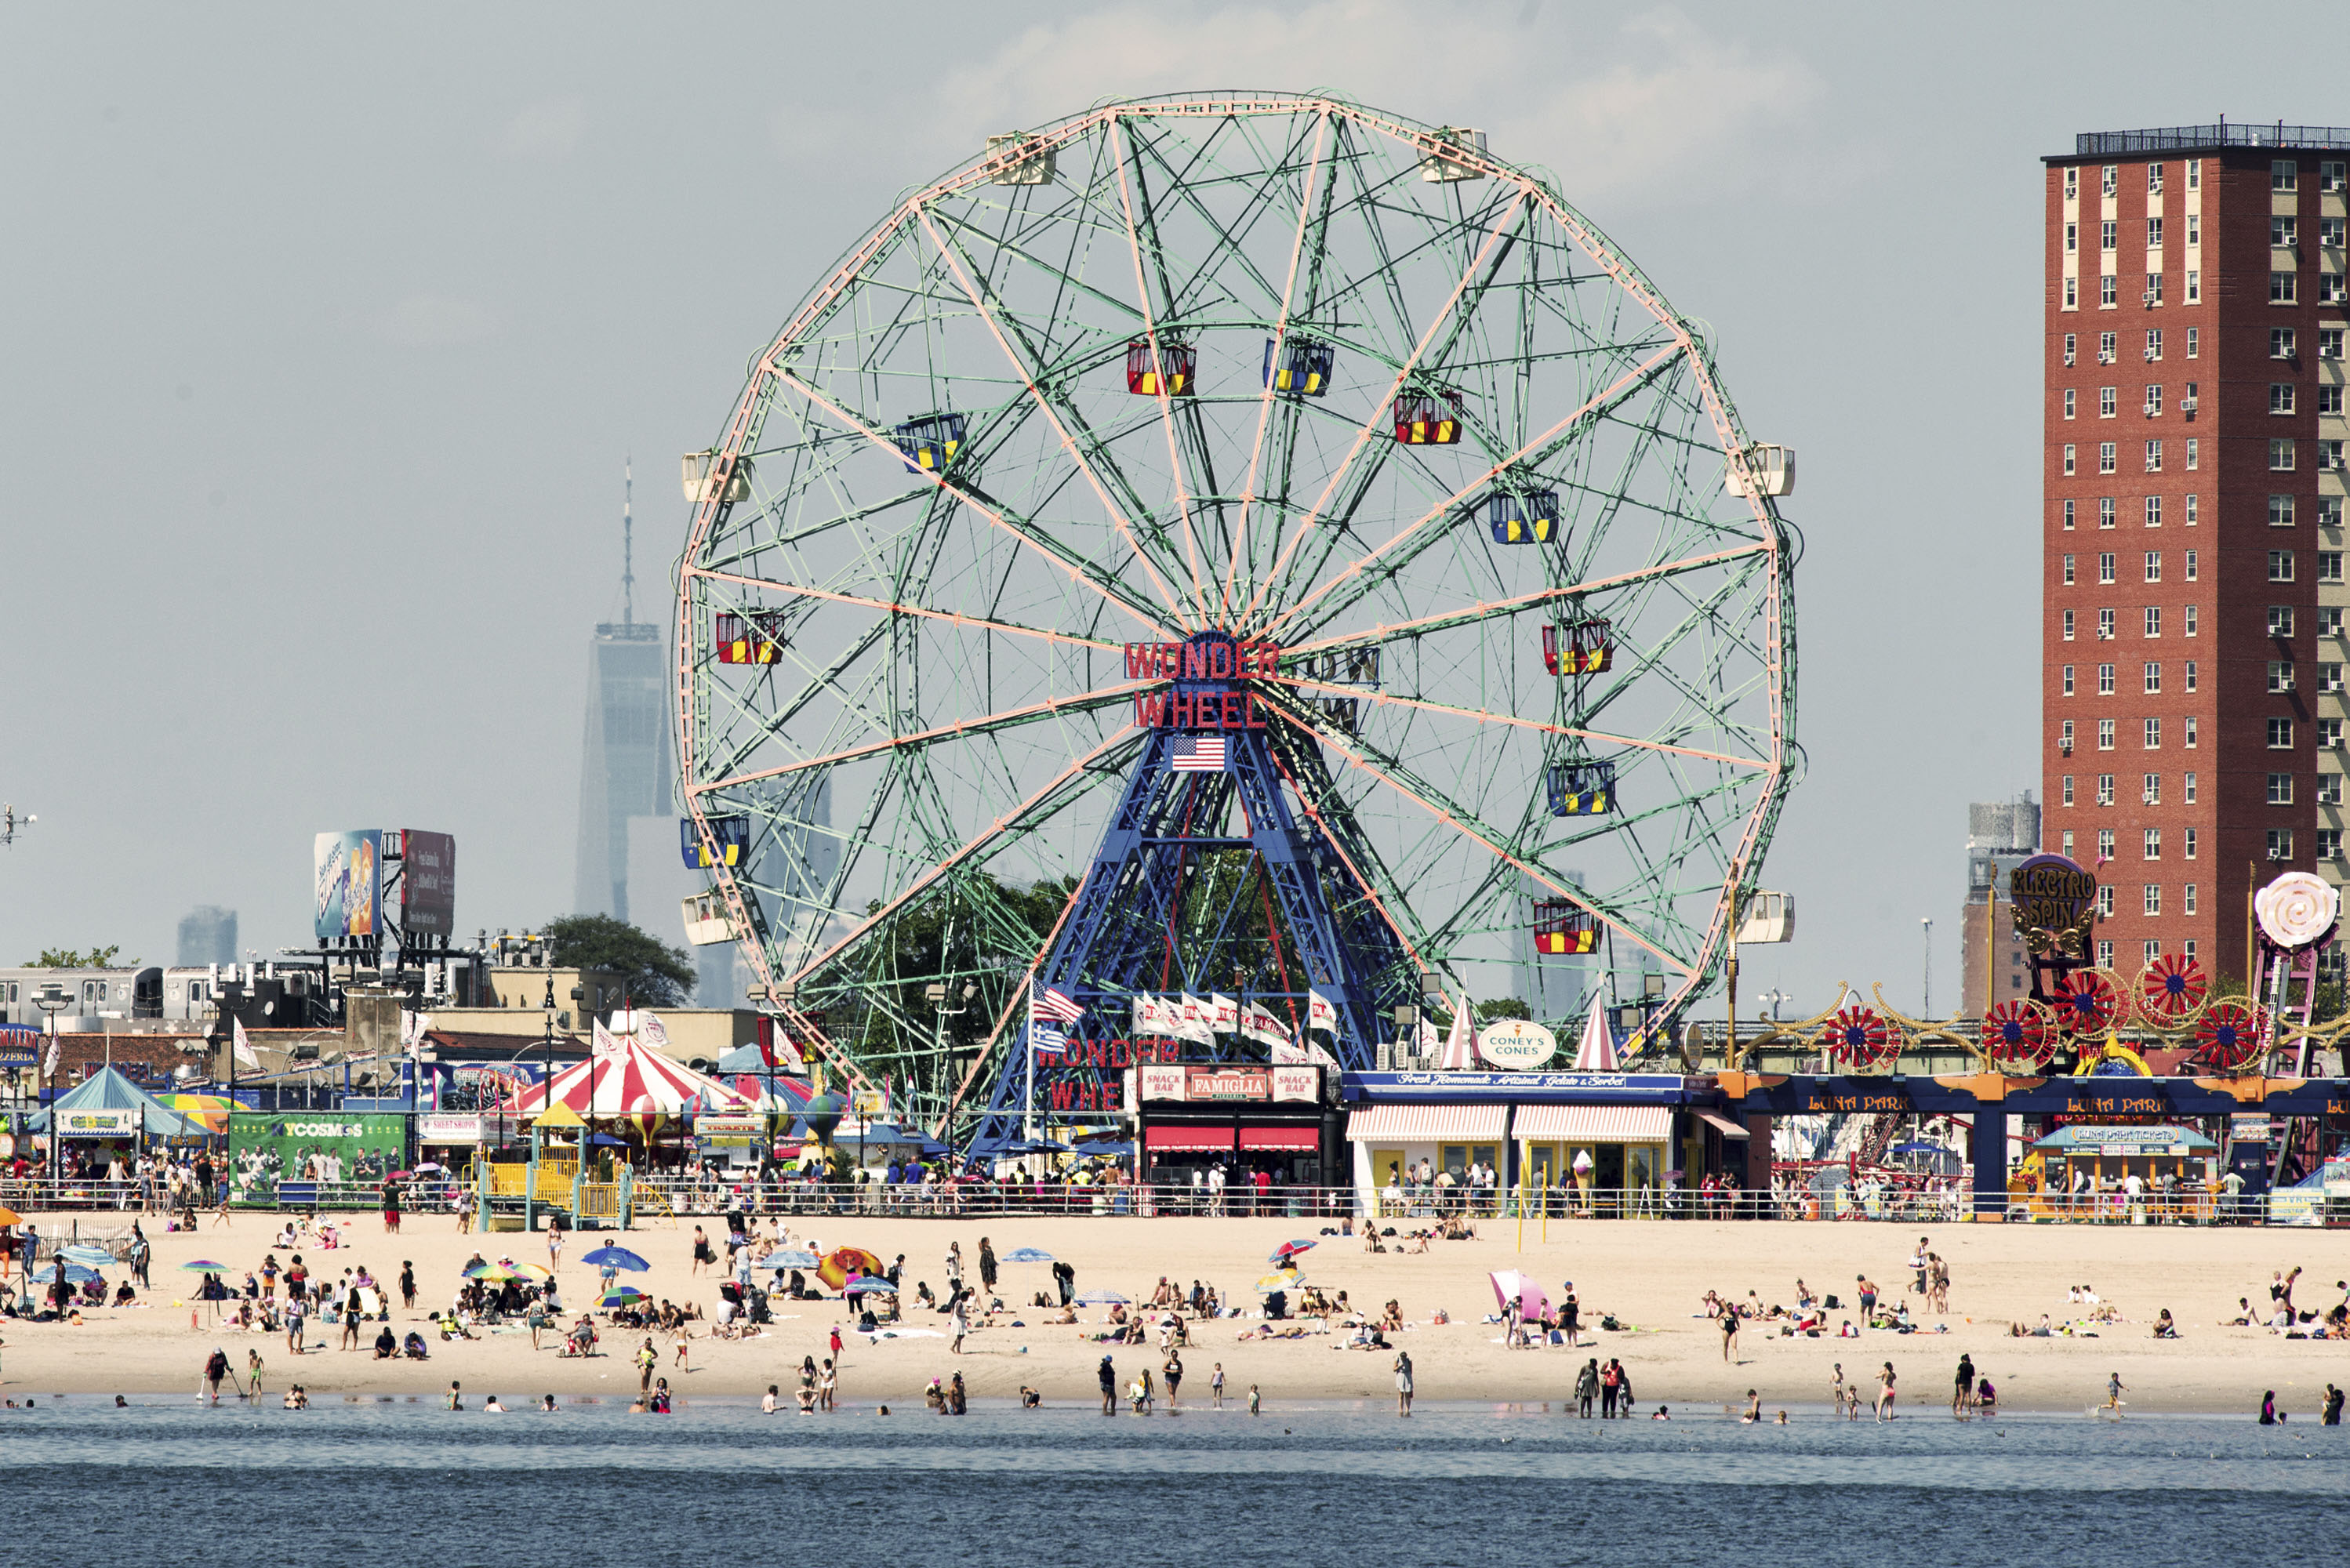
[1032, 982, 1086, 1022]
[1171, 735, 1229, 771]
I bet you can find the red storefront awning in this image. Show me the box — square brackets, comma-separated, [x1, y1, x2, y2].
[1238, 1125, 1320, 1151]
[1145, 1124, 1235, 1152]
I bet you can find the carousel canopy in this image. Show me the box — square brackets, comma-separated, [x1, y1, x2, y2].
[29, 1065, 202, 1137]
[507, 1037, 750, 1120]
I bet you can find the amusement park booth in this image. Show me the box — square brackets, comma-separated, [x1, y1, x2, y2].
[1137, 1062, 1337, 1191]
[2023, 1123, 2219, 1221]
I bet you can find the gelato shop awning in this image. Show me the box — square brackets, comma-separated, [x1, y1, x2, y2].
[1345, 1104, 1507, 1142]
[1146, 1125, 1236, 1153]
[1514, 1105, 1673, 1142]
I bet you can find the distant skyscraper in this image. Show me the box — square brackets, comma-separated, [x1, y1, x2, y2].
[1959, 793, 2040, 1014]
[574, 463, 673, 926]
[176, 905, 237, 967]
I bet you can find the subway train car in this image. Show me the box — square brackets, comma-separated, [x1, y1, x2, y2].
[0, 967, 162, 1027]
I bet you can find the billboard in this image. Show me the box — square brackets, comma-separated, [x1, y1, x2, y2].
[226, 1111, 407, 1203]
[396, 829, 456, 936]
[314, 830, 383, 940]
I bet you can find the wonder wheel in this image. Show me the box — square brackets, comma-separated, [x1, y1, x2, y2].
[673, 93, 1799, 1131]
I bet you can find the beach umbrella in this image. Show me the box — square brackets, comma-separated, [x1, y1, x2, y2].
[1269, 1240, 1317, 1263]
[0, 1207, 20, 1226]
[580, 1246, 650, 1272]
[59, 1245, 115, 1268]
[466, 1262, 523, 1283]
[1255, 1272, 1305, 1294]
[842, 1275, 899, 1297]
[597, 1286, 650, 1308]
[180, 1259, 232, 1272]
[30, 1262, 102, 1285]
[817, 1247, 886, 1290]
[1001, 1247, 1055, 1265]
[1075, 1290, 1129, 1306]
[759, 1249, 821, 1270]
[514, 1263, 554, 1282]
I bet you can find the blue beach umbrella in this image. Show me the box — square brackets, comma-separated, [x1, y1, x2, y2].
[1001, 1247, 1055, 1265]
[29, 1262, 101, 1285]
[759, 1250, 821, 1269]
[581, 1246, 650, 1272]
[1076, 1290, 1129, 1306]
[58, 1245, 115, 1269]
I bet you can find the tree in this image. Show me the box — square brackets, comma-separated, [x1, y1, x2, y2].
[543, 916, 698, 1008]
[24, 946, 126, 968]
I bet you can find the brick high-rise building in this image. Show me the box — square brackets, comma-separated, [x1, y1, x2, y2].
[2046, 123, 2350, 989]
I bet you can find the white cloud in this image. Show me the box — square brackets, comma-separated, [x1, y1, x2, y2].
[499, 96, 587, 161]
[910, 1, 1818, 200]
[377, 293, 503, 348]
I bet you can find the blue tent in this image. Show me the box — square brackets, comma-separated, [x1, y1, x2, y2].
[28, 1065, 200, 1138]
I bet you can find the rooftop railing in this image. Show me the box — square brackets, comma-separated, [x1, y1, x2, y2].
[2077, 122, 2350, 156]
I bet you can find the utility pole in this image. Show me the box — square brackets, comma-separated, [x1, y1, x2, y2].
[1921, 918, 1934, 1017]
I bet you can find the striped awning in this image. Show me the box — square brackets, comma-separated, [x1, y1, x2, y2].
[1345, 1104, 1508, 1142]
[1513, 1104, 1673, 1142]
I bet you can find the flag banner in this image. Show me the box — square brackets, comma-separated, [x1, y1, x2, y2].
[1135, 994, 1175, 1036]
[1240, 1000, 1293, 1052]
[1032, 982, 1085, 1023]
[232, 1015, 260, 1071]
[1174, 995, 1215, 1044]
[1028, 1019, 1068, 1059]
[1209, 993, 1239, 1033]
[593, 1018, 623, 1058]
[1171, 735, 1229, 771]
[1306, 989, 1338, 1033]
[637, 1011, 671, 1052]
[43, 1036, 60, 1076]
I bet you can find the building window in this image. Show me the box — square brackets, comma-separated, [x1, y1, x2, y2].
[2184, 549, 2198, 580]
[2145, 272, 2163, 306]
[2183, 604, 2197, 637]
[2185, 715, 2199, 746]
[2185, 270, 2200, 303]
[2323, 328, 2345, 360]
[2100, 497, 2116, 528]
[2323, 498, 2344, 528]
[2061, 717, 2076, 751]
[2270, 660, 2297, 693]
[2323, 386, 2345, 416]
[2271, 551, 2297, 583]
[2062, 553, 2076, 585]
[2269, 828, 2296, 861]
[2061, 829, 2076, 858]
[2184, 659, 2197, 691]
[2099, 607, 2116, 639]
[2323, 441, 2345, 472]
[2184, 884, 2196, 913]
[2063, 443, 2076, 476]
[2097, 662, 2116, 694]
[2142, 771, 2160, 804]
[2270, 717, 2295, 749]
[2100, 387, 2117, 419]
[2272, 494, 2297, 527]
[2101, 275, 2118, 307]
[2325, 161, 2346, 193]
[2322, 775, 2344, 805]
[2142, 606, 2160, 637]
[2328, 608, 2348, 637]
[2065, 277, 2079, 309]
[2100, 219, 2116, 252]
[2273, 328, 2298, 359]
[2274, 158, 2298, 192]
[2273, 440, 2297, 472]
[2185, 446, 2198, 477]
[2143, 939, 2162, 967]
[2099, 442, 2117, 474]
[2096, 773, 2114, 806]
[2187, 326, 2199, 358]
[2143, 659, 2160, 691]
[2143, 717, 2162, 749]
[2143, 884, 2162, 916]
[2326, 217, 2348, 248]
[2185, 773, 2197, 805]
[2063, 608, 2076, 640]
[2149, 162, 2166, 194]
[2146, 328, 2162, 360]
[2148, 216, 2164, 249]
[2064, 499, 2077, 530]
[2272, 605, 2297, 637]
[2061, 775, 2076, 806]
[2326, 662, 2346, 692]
[2269, 772, 2296, 805]
[2275, 215, 2301, 248]
[2145, 442, 2163, 475]
[2323, 829, 2345, 861]
[2065, 165, 2079, 198]
[2323, 553, 2344, 585]
[2272, 383, 2298, 416]
[2064, 388, 2077, 419]
[2098, 552, 2116, 583]
[2144, 495, 2162, 526]
[2098, 719, 2116, 751]
[2324, 275, 2348, 306]
[2062, 664, 2076, 695]
[2323, 718, 2345, 748]
[2098, 832, 2116, 866]
[2098, 938, 2115, 967]
[2273, 272, 2300, 305]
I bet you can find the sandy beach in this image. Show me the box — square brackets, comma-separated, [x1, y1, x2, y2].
[3, 1210, 2341, 1417]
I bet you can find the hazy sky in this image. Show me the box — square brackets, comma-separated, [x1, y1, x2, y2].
[3, 0, 2339, 1013]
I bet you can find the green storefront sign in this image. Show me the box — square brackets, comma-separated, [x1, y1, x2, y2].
[227, 1112, 408, 1205]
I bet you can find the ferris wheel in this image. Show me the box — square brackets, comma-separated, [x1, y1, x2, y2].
[675, 93, 1797, 1123]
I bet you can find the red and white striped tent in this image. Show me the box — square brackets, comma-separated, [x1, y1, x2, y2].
[507, 1035, 750, 1120]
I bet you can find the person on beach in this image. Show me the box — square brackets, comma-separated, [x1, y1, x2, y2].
[1599, 1359, 1620, 1418]
[2323, 1384, 2343, 1426]
[446, 1381, 463, 1410]
[1856, 1276, 1878, 1323]
[1954, 1353, 1974, 1414]
[1742, 1389, 1760, 1423]
[1875, 1363, 1896, 1422]
[1720, 1305, 1740, 1363]
[1560, 1285, 1580, 1348]
[763, 1385, 779, 1414]
[819, 1359, 836, 1412]
[1164, 1350, 1182, 1408]
[1575, 1358, 1598, 1418]
[546, 1215, 564, 1274]
[1211, 1362, 1226, 1408]
[636, 1338, 657, 1396]
[950, 1297, 969, 1354]
[673, 1325, 691, 1373]
[202, 1348, 229, 1404]
[2105, 1373, 2125, 1412]
[2260, 1390, 2279, 1425]
[978, 1237, 997, 1294]
[246, 1349, 265, 1399]
[690, 1226, 713, 1276]
[1393, 1349, 1414, 1415]
[285, 1296, 304, 1356]
[382, 1178, 401, 1234]
[400, 1261, 416, 1311]
[542, 1395, 558, 1413]
[1099, 1354, 1117, 1414]
[947, 1371, 966, 1415]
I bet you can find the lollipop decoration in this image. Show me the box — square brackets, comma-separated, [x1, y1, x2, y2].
[1979, 1000, 2056, 1070]
[1818, 1005, 1899, 1072]
[2255, 872, 2339, 953]
[2134, 953, 2209, 1028]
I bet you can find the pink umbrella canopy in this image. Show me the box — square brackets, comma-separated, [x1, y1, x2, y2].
[1489, 1269, 1550, 1322]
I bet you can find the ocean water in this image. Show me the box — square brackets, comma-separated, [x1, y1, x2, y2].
[4, 1397, 2345, 1566]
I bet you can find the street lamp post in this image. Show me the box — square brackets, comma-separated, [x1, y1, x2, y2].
[34, 984, 68, 1185]
[1921, 917, 1934, 1017]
